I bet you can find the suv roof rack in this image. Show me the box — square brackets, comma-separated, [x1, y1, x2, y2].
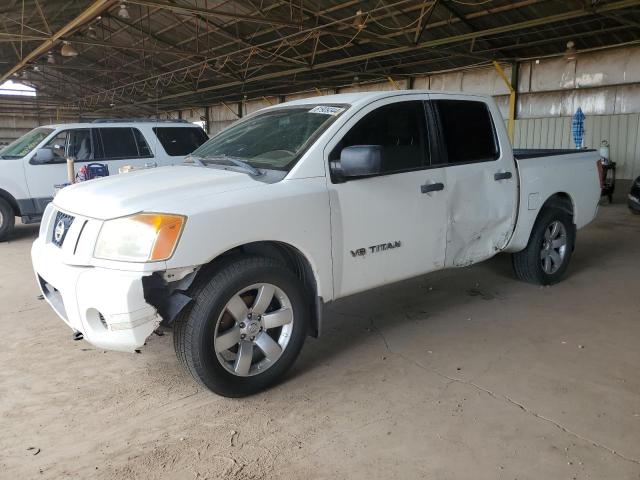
[90, 118, 190, 124]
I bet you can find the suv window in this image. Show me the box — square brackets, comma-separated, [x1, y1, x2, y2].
[44, 130, 69, 161]
[433, 100, 498, 164]
[153, 127, 208, 156]
[133, 128, 153, 157]
[95, 127, 152, 160]
[331, 101, 429, 174]
[68, 129, 92, 161]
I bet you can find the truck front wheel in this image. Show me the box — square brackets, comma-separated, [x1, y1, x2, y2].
[173, 256, 309, 397]
[0, 197, 16, 242]
[512, 207, 576, 285]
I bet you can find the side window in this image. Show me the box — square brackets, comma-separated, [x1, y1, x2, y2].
[44, 131, 69, 160]
[98, 127, 151, 160]
[433, 100, 499, 164]
[91, 129, 104, 159]
[153, 127, 208, 156]
[133, 128, 153, 157]
[68, 129, 93, 161]
[330, 101, 429, 174]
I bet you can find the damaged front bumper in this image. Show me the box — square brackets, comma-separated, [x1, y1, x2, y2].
[32, 237, 172, 352]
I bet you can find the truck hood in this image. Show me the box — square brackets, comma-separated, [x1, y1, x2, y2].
[54, 165, 264, 220]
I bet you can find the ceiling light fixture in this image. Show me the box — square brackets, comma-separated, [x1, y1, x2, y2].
[118, 2, 130, 19]
[353, 9, 366, 30]
[564, 40, 577, 61]
[61, 41, 79, 57]
[47, 52, 56, 64]
[87, 26, 98, 39]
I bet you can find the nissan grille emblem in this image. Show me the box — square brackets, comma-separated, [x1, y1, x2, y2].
[54, 219, 66, 243]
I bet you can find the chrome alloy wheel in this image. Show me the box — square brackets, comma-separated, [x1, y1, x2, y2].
[540, 220, 567, 275]
[214, 283, 294, 377]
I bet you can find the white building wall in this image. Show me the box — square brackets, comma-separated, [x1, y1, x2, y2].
[513, 113, 640, 180]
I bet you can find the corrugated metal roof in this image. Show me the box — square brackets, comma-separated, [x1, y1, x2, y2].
[1, 0, 639, 115]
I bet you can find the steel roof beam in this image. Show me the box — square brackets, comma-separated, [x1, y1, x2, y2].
[120, 0, 640, 106]
[0, 0, 118, 84]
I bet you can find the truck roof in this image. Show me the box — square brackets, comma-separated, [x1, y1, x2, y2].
[37, 120, 197, 130]
[279, 90, 493, 108]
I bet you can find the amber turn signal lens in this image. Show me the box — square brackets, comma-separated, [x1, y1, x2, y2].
[132, 213, 186, 261]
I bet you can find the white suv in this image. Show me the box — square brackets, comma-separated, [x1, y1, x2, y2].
[0, 120, 208, 240]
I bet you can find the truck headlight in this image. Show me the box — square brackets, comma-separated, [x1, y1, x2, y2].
[94, 213, 186, 262]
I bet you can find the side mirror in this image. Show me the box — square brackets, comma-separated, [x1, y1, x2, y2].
[338, 145, 382, 178]
[31, 148, 56, 164]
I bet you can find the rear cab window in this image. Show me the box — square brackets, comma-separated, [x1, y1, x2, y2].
[153, 127, 208, 156]
[432, 99, 499, 164]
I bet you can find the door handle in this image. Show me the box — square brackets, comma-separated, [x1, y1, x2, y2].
[421, 182, 445, 194]
[494, 171, 512, 181]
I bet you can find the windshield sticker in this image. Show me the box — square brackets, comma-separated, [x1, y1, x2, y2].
[309, 106, 345, 116]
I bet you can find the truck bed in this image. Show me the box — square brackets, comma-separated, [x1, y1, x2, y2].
[513, 148, 597, 160]
[504, 148, 601, 253]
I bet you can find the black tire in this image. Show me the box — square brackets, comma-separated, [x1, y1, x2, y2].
[512, 207, 576, 285]
[174, 256, 309, 397]
[0, 197, 15, 242]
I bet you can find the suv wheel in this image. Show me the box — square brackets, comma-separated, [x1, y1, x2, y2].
[174, 256, 309, 397]
[0, 198, 15, 242]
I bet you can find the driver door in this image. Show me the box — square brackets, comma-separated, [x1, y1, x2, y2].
[24, 128, 93, 200]
[326, 97, 448, 298]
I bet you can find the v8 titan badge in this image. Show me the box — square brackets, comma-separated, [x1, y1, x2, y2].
[350, 241, 402, 258]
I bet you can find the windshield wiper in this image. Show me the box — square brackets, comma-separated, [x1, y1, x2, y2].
[193, 154, 263, 177]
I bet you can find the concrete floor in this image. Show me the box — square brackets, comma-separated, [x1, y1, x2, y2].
[1, 205, 639, 480]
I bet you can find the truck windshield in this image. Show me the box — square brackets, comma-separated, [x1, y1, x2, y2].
[0, 127, 54, 159]
[192, 105, 347, 171]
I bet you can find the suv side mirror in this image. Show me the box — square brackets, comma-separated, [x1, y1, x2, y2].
[338, 145, 382, 178]
[31, 148, 56, 164]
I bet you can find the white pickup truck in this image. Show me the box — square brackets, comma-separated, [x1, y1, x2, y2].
[32, 91, 601, 397]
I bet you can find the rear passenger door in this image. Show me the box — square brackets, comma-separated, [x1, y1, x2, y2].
[428, 95, 518, 267]
[92, 127, 155, 174]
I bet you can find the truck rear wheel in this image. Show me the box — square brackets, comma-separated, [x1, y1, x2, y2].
[0, 197, 15, 242]
[173, 256, 309, 397]
[512, 207, 575, 285]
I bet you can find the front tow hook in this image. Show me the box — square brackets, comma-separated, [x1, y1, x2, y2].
[72, 330, 84, 341]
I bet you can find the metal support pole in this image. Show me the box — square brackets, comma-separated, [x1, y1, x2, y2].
[203, 105, 210, 134]
[387, 76, 401, 90]
[493, 60, 516, 142]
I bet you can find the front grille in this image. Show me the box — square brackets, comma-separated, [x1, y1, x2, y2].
[51, 211, 74, 247]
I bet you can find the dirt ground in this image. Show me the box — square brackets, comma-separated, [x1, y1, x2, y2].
[1, 204, 639, 480]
